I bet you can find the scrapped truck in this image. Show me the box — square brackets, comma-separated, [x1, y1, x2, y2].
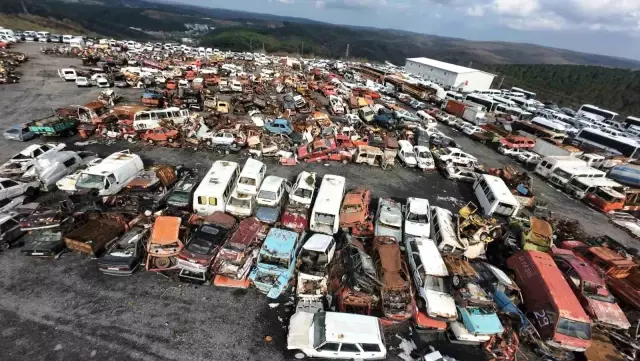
[328, 239, 380, 315]
[28, 110, 78, 137]
[295, 234, 336, 312]
[64, 214, 128, 256]
[146, 216, 184, 271]
[212, 217, 266, 288]
[507, 250, 593, 353]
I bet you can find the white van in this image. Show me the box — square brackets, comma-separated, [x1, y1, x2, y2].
[0, 29, 15, 37]
[535, 156, 586, 178]
[473, 174, 520, 217]
[58, 68, 78, 81]
[310, 175, 346, 235]
[287, 311, 386, 360]
[256, 176, 291, 207]
[397, 140, 418, 167]
[193, 161, 240, 215]
[416, 110, 437, 127]
[74, 150, 143, 196]
[62, 35, 74, 44]
[547, 165, 606, 189]
[430, 206, 472, 256]
[236, 159, 266, 195]
[133, 108, 190, 130]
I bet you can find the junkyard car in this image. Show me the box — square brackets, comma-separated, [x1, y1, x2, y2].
[413, 146, 435, 170]
[98, 226, 150, 276]
[0, 177, 38, 202]
[20, 229, 66, 257]
[264, 118, 293, 135]
[0, 212, 26, 251]
[374, 198, 403, 241]
[0, 143, 65, 177]
[443, 164, 478, 182]
[297, 138, 337, 162]
[140, 128, 179, 144]
[226, 188, 256, 218]
[3, 124, 35, 142]
[146, 216, 184, 271]
[166, 173, 199, 211]
[287, 311, 387, 360]
[296, 234, 336, 311]
[289, 171, 316, 208]
[177, 212, 237, 282]
[339, 188, 373, 236]
[373, 236, 413, 321]
[21, 151, 97, 191]
[404, 197, 431, 239]
[249, 228, 301, 299]
[433, 147, 477, 167]
[212, 217, 264, 288]
[19, 198, 74, 231]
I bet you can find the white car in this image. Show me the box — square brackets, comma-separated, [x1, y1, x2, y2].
[404, 197, 431, 239]
[413, 146, 435, 170]
[0, 178, 39, 201]
[434, 147, 477, 166]
[452, 119, 466, 131]
[516, 151, 541, 165]
[75, 77, 91, 87]
[462, 124, 482, 136]
[498, 147, 527, 158]
[397, 140, 418, 168]
[443, 164, 478, 182]
[96, 77, 111, 88]
[0, 143, 66, 177]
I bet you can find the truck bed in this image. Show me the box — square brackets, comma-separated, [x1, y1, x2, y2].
[64, 218, 126, 256]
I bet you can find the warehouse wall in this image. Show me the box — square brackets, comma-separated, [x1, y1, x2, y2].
[404, 60, 457, 87]
[452, 72, 495, 92]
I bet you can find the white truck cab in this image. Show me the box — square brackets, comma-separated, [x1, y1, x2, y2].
[74, 150, 143, 196]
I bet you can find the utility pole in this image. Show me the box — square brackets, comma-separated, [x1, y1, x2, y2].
[345, 44, 350, 61]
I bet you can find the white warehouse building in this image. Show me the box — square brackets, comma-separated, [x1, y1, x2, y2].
[405, 57, 496, 92]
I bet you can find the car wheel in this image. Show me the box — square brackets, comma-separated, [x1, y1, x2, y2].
[154, 257, 171, 269]
[0, 242, 9, 251]
[479, 232, 489, 241]
[25, 187, 36, 197]
[452, 275, 463, 289]
[168, 138, 174, 143]
[294, 351, 306, 359]
[148, 139, 154, 144]
[127, 137, 135, 143]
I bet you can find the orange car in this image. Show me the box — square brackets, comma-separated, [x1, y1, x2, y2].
[146, 216, 184, 271]
[140, 128, 179, 144]
[339, 189, 373, 236]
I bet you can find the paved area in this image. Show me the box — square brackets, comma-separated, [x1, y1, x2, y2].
[0, 43, 636, 361]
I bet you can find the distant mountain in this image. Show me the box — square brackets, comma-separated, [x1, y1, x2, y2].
[2, 0, 639, 69]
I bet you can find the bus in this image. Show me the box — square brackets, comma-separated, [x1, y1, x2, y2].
[464, 93, 495, 112]
[576, 104, 618, 122]
[573, 128, 640, 157]
[510, 87, 536, 100]
[623, 116, 640, 130]
[491, 96, 517, 107]
[445, 91, 464, 101]
[510, 97, 536, 111]
[495, 104, 533, 121]
[473, 89, 502, 96]
[513, 116, 566, 141]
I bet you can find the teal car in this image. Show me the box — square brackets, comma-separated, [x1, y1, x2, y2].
[249, 228, 301, 299]
[457, 305, 504, 336]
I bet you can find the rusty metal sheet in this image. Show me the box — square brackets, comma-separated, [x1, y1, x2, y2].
[530, 217, 553, 238]
[374, 239, 408, 290]
[443, 255, 478, 278]
[150, 216, 181, 245]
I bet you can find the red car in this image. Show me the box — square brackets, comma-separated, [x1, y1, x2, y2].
[280, 205, 308, 233]
[140, 128, 179, 144]
[499, 135, 535, 149]
[321, 85, 337, 97]
[297, 138, 337, 162]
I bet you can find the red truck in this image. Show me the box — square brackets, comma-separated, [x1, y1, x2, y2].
[499, 135, 536, 149]
[445, 99, 466, 117]
[507, 250, 592, 353]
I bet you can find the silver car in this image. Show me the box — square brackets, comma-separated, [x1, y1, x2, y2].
[4, 126, 35, 142]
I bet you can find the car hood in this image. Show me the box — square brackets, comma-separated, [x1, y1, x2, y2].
[587, 298, 631, 329]
[287, 311, 313, 350]
[405, 221, 430, 238]
[256, 206, 281, 224]
[424, 290, 457, 320]
[340, 211, 365, 226]
[461, 309, 504, 335]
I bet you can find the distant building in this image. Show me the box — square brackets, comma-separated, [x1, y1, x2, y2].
[404, 57, 495, 92]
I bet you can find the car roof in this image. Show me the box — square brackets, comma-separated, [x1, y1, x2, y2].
[413, 238, 448, 276]
[407, 197, 429, 214]
[259, 175, 285, 192]
[240, 158, 264, 178]
[302, 234, 333, 252]
[323, 312, 381, 343]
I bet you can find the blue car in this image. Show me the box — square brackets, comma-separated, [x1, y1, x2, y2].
[4, 125, 35, 142]
[249, 228, 300, 299]
[457, 305, 504, 336]
[255, 205, 281, 225]
[264, 118, 293, 135]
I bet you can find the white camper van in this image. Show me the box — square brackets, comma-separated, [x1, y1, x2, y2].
[473, 174, 521, 217]
[74, 150, 143, 196]
[309, 175, 346, 235]
[192, 161, 240, 215]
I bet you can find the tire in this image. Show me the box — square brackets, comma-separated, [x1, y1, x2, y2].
[452, 275, 463, 289]
[294, 351, 306, 359]
[207, 140, 213, 146]
[167, 138, 174, 143]
[154, 257, 171, 269]
[479, 232, 489, 241]
[147, 139, 154, 144]
[127, 137, 135, 143]
[0, 242, 9, 251]
[25, 187, 36, 197]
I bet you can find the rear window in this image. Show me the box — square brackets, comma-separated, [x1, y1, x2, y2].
[360, 343, 381, 352]
[556, 318, 591, 340]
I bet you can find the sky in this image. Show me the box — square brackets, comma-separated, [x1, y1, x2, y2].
[170, 0, 640, 60]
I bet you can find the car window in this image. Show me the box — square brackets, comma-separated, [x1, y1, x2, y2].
[0, 180, 18, 188]
[340, 343, 360, 352]
[360, 343, 381, 352]
[32, 148, 43, 157]
[318, 343, 339, 351]
[63, 157, 77, 168]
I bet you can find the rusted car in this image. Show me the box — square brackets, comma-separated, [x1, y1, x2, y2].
[280, 205, 308, 233]
[296, 138, 337, 162]
[373, 236, 413, 321]
[328, 239, 380, 315]
[64, 214, 128, 256]
[211, 217, 265, 288]
[146, 216, 184, 271]
[177, 212, 237, 282]
[552, 248, 631, 330]
[339, 188, 373, 237]
[139, 128, 179, 144]
[296, 234, 336, 312]
[98, 226, 149, 276]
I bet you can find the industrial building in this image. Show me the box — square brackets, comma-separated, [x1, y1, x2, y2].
[404, 57, 496, 92]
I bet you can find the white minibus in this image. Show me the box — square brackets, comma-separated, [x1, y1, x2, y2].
[473, 174, 520, 217]
[133, 108, 190, 130]
[309, 175, 346, 235]
[193, 161, 240, 215]
[534, 156, 587, 178]
[236, 159, 266, 195]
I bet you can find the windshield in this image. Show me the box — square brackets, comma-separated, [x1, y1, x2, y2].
[229, 196, 251, 208]
[407, 212, 428, 223]
[440, 148, 452, 155]
[258, 190, 277, 201]
[594, 188, 622, 202]
[168, 189, 191, 204]
[583, 282, 615, 303]
[187, 236, 214, 255]
[417, 151, 431, 158]
[556, 318, 591, 340]
[342, 204, 362, 213]
[239, 177, 256, 186]
[315, 212, 335, 225]
[552, 169, 572, 180]
[75, 173, 105, 189]
[424, 275, 448, 293]
[223, 242, 245, 252]
[259, 253, 289, 268]
[293, 187, 312, 199]
[299, 249, 329, 275]
[569, 178, 590, 191]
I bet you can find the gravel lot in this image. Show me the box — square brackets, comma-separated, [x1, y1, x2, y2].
[0, 43, 635, 361]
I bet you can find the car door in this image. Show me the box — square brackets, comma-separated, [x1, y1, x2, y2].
[338, 343, 363, 359]
[315, 342, 340, 358]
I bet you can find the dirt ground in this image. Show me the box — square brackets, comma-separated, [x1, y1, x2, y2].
[0, 43, 635, 361]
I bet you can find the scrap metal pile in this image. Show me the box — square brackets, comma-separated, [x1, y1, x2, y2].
[0, 50, 27, 84]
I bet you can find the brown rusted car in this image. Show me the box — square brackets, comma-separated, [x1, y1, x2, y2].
[373, 236, 414, 321]
[146, 216, 184, 271]
[339, 189, 373, 237]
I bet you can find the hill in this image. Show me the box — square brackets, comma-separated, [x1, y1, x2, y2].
[1, 0, 639, 69]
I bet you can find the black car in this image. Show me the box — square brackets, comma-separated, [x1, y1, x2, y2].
[98, 226, 149, 276]
[166, 174, 199, 211]
[21, 230, 66, 257]
[19, 199, 74, 231]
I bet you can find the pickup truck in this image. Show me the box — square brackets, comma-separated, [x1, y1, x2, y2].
[28, 113, 78, 137]
[63, 215, 128, 256]
[373, 109, 396, 130]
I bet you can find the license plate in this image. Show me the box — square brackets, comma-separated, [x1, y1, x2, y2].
[31, 252, 44, 256]
[108, 267, 120, 271]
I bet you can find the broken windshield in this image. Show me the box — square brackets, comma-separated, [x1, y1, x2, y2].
[259, 253, 289, 269]
[75, 173, 105, 189]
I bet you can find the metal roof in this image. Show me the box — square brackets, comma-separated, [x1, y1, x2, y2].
[414, 238, 448, 277]
[323, 312, 382, 344]
[406, 57, 495, 75]
[302, 234, 333, 253]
